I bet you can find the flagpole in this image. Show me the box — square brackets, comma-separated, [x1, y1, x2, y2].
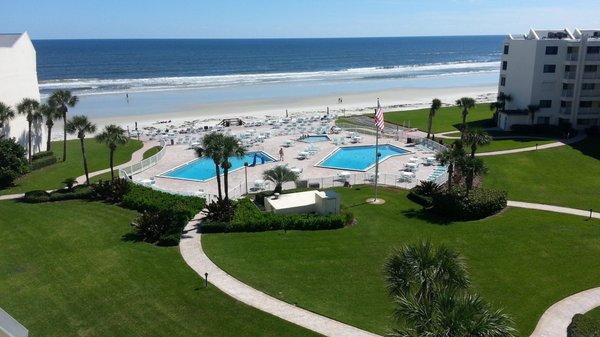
[374, 111, 380, 201]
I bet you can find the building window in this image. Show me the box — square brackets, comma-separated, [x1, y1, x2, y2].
[543, 64, 556, 73]
[503, 45, 509, 54]
[500, 76, 506, 86]
[584, 65, 598, 72]
[539, 100, 552, 108]
[582, 83, 595, 90]
[502, 61, 507, 70]
[561, 100, 571, 108]
[545, 46, 559, 55]
[567, 46, 575, 54]
[587, 46, 600, 54]
[580, 101, 593, 108]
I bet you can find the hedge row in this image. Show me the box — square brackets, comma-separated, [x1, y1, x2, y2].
[431, 188, 507, 221]
[568, 313, 600, 337]
[23, 186, 95, 203]
[31, 151, 54, 161]
[202, 198, 351, 233]
[121, 183, 204, 219]
[29, 155, 58, 171]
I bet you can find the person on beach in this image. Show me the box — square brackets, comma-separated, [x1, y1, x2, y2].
[126, 93, 129, 103]
[279, 147, 284, 161]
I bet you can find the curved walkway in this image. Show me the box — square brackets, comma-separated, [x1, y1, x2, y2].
[530, 287, 600, 337]
[476, 133, 586, 157]
[507, 201, 600, 219]
[179, 216, 380, 337]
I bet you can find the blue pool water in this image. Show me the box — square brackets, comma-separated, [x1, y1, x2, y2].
[162, 151, 275, 181]
[300, 135, 330, 143]
[317, 145, 409, 171]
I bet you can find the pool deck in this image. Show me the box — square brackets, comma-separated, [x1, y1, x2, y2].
[134, 125, 439, 197]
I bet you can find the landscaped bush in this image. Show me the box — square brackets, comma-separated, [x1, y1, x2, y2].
[202, 197, 352, 233]
[29, 155, 58, 170]
[568, 313, 600, 337]
[407, 191, 433, 207]
[31, 151, 54, 161]
[203, 198, 235, 222]
[431, 187, 507, 221]
[23, 186, 94, 203]
[0, 138, 29, 188]
[122, 183, 204, 218]
[408, 181, 441, 207]
[92, 178, 131, 203]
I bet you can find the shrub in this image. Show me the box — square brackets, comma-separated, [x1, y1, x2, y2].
[203, 198, 235, 222]
[131, 210, 171, 243]
[431, 187, 507, 221]
[0, 138, 28, 188]
[31, 151, 54, 161]
[121, 183, 204, 219]
[407, 191, 433, 208]
[92, 178, 131, 203]
[568, 313, 600, 337]
[23, 186, 94, 203]
[253, 191, 273, 207]
[29, 155, 57, 171]
[63, 177, 77, 191]
[23, 190, 50, 203]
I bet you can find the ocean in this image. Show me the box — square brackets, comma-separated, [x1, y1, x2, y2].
[34, 36, 503, 96]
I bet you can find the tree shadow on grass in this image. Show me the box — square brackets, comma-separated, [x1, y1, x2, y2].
[451, 118, 495, 132]
[401, 208, 452, 226]
[569, 136, 600, 161]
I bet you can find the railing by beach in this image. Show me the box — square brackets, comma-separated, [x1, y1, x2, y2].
[119, 140, 166, 179]
[413, 137, 448, 153]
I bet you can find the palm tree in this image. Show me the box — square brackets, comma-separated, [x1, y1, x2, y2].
[16, 98, 41, 162]
[526, 104, 541, 125]
[455, 97, 476, 134]
[39, 103, 62, 152]
[458, 156, 488, 193]
[49, 90, 79, 162]
[490, 93, 512, 122]
[219, 135, 246, 200]
[65, 115, 96, 185]
[263, 166, 298, 193]
[426, 98, 442, 139]
[198, 132, 225, 200]
[463, 128, 492, 158]
[96, 125, 128, 181]
[435, 141, 466, 191]
[0, 102, 15, 139]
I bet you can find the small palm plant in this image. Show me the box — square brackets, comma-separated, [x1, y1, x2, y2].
[435, 140, 466, 191]
[455, 97, 476, 134]
[39, 103, 62, 152]
[96, 124, 128, 181]
[220, 135, 246, 200]
[62, 177, 77, 191]
[490, 93, 512, 122]
[198, 132, 225, 200]
[463, 128, 492, 158]
[0, 102, 15, 138]
[16, 98, 41, 162]
[458, 156, 488, 193]
[49, 90, 79, 162]
[66, 115, 96, 185]
[426, 98, 442, 139]
[263, 165, 298, 193]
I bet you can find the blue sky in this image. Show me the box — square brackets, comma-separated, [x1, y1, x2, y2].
[3, 0, 600, 39]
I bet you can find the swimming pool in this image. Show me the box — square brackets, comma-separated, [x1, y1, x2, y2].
[161, 151, 275, 182]
[316, 144, 409, 171]
[299, 135, 330, 143]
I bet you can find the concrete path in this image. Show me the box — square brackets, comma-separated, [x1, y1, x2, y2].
[179, 216, 381, 337]
[476, 134, 586, 157]
[530, 287, 600, 337]
[507, 201, 600, 219]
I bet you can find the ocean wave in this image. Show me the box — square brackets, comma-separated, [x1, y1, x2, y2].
[39, 61, 499, 96]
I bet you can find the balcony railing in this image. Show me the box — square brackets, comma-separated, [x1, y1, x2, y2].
[566, 54, 579, 61]
[578, 107, 600, 115]
[559, 107, 572, 115]
[586, 54, 600, 61]
[564, 72, 577, 79]
[582, 72, 600, 80]
[561, 89, 574, 97]
[580, 90, 600, 98]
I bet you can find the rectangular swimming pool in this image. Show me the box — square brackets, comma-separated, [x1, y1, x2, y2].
[316, 144, 409, 171]
[161, 151, 275, 182]
[299, 135, 330, 143]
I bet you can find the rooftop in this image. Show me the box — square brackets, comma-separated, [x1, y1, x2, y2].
[0, 33, 24, 48]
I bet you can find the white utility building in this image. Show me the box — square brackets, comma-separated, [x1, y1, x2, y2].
[497, 28, 600, 130]
[0, 32, 42, 151]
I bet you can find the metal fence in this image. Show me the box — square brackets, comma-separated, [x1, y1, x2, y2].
[119, 140, 166, 179]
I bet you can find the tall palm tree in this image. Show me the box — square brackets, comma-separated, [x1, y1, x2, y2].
[463, 128, 492, 158]
[426, 98, 442, 139]
[455, 97, 476, 134]
[490, 93, 512, 121]
[49, 90, 79, 162]
[0, 102, 15, 139]
[220, 135, 246, 200]
[39, 103, 62, 152]
[435, 141, 466, 191]
[526, 104, 541, 125]
[458, 156, 488, 193]
[16, 98, 41, 162]
[66, 115, 96, 185]
[263, 166, 298, 193]
[198, 132, 225, 200]
[96, 124, 128, 181]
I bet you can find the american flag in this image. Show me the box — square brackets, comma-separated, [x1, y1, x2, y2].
[374, 99, 384, 131]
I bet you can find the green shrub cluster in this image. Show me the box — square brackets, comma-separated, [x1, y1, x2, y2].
[92, 178, 130, 203]
[23, 186, 94, 203]
[407, 181, 441, 207]
[510, 124, 574, 138]
[431, 188, 507, 221]
[29, 155, 58, 171]
[568, 313, 600, 337]
[0, 138, 29, 188]
[31, 151, 54, 161]
[202, 198, 351, 233]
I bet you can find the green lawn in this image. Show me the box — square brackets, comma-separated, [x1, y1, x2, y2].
[478, 138, 556, 153]
[384, 104, 494, 133]
[203, 187, 600, 336]
[143, 145, 163, 159]
[484, 137, 600, 210]
[1, 138, 142, 195]
[0, 200, 317, 337]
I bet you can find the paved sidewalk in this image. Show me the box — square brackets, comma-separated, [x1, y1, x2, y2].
[179, 216, 381, 337]
[508, 201, 600, 219]
[530, 287, 600, 337]
[476, 134, 586, 157]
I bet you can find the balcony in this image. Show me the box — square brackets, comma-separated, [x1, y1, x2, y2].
[578, 107, 600, 115]
[580, 90, 600, 98]
[582, 72, 600, 80]
[566, 54, 579, 61]
[561, 89, 574, 97]
[564, 72, 577, 79]
[586, 54, 600, 61]
[559, 107, 572, 115]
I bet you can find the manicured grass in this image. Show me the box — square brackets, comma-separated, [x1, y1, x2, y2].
[0, 200, 317, 337]
[203, 187, 600, 335]
[384, 104, 494, 133]
[0, 138, 142, 195]
[143, 145, 162, 159]
[583, 307, 600, 321]
[484, 137, 600, 210]
[478, 138, 556, 153]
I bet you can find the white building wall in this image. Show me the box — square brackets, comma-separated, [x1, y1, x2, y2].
[0, 32, 43, 152]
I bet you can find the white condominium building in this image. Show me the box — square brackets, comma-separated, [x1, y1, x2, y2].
[497, 28, 600, 130]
